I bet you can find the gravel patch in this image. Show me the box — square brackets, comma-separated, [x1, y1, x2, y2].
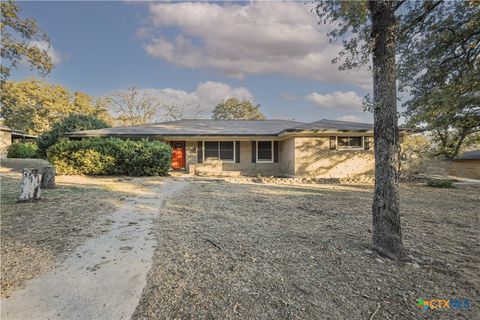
[133, 181, 479, 320]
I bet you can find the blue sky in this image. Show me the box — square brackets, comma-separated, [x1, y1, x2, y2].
[12, 1, 374, 123]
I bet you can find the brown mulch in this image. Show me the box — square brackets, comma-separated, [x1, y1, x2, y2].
[133, 181, 479, 320]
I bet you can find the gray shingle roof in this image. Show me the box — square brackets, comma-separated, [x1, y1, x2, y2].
[286, 119, 412, 133]
[286, 119, 374, 132]
[66, 119, 305, 137]
[455, 150, 480, 160]
[66, 118, 407, 137]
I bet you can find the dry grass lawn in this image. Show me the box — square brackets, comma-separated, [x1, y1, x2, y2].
[0, 159, 152, 298]
[133, 180, 479, 320]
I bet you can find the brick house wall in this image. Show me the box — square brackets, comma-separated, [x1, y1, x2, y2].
[294, 137, 374, 178]
[174, 135, 375, 178]
[450, 160, 480, 180]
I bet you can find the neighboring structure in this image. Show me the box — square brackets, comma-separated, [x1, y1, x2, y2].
[450, 150, 480, 180]
[66, 119, 406, 178]
[0, 126, 38, 157]
[0, 127, 12, 156]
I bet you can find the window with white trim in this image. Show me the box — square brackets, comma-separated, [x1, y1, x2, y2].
[337, 136, 363, 149]
[203, 141, 235, 161]
[257, 141, 273, 162]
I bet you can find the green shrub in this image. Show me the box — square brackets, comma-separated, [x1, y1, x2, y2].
[426, 179, 455, 188]
[7, 142, 39, 158]
[37, 114, 110, 157]
[47, 138, 171, 176]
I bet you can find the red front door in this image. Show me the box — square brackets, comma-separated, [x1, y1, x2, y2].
[170, 141, 185, 170]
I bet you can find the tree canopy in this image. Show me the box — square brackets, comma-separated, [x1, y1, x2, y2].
[316, 1, 479, 159]
[1, 0, 53, 81]
[37, 113, 111, 156]
[405, 80, 480, 159]
[164, 104, 204, 121]
[398, 1, 480, 159]
[0, 78, 111, 135]
[212, 98, 265, 120]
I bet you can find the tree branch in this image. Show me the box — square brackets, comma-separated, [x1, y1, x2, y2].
[394, 0, 406, 12]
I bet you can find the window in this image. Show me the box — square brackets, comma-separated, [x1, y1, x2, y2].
[219, 141, 234, 161]
[337, 136, 363, 149]
[203, 141, 235, 161]
[257, 141, 273, 162]
[204, 141, 219, 160]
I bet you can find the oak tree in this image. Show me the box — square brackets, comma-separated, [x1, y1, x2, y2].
[1, 0, 53, 81]
[109, 87, 161, 126]
[0, 78, 111, 134]
[212, 98, 265, 120]
[164, 103, 204, 121]
[315, 0, 479, 258]
[398, 1, 480, 159]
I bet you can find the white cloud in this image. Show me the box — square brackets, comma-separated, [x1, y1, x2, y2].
[148, 81, 253, 108]
[141, 1, 371, 88]
[305, 91, 363, 110]
[114, 81, 254, 119]
[336, 115, 364, 123]
[30, 40, 66, 65]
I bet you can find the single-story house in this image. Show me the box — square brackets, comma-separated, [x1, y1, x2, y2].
[66, 119, 406, 178]
[449, 150, 480, 180]
[0, 126, 38, 157]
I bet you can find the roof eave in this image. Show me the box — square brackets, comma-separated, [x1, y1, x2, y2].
[279, 129, 374, 135]
[64, 133, 283, 138]
[11, 132, 38, 139]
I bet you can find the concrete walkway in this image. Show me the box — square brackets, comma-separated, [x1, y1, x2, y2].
[452, 176, 480, 186]
[1, 179, 187, 320]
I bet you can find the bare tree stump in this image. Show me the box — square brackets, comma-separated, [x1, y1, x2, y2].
[41, 166, 56, 189]
[18, 168, 41, 202]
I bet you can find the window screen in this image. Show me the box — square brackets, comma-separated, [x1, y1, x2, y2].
[257, 141, 273, 161]
[219, 141, 234, 160]
[338, 137, 363, 148]
[203, 141, 235, 161]
[349, 137, 362, 147]
[204, 141, 219, 159]
[338, 137, 349, 147]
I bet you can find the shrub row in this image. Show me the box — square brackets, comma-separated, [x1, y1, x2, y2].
[7, 142, 39, 158]
[426, 179, 455, 188]
[47, 138, 172, 176]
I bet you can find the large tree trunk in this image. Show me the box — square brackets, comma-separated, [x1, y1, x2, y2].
[369, 1, 403, 258]
[18, 168, 41, 202]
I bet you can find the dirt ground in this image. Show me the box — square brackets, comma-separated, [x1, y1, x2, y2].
[133, 180, 479, 320]
[0, 159, 153, 298]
